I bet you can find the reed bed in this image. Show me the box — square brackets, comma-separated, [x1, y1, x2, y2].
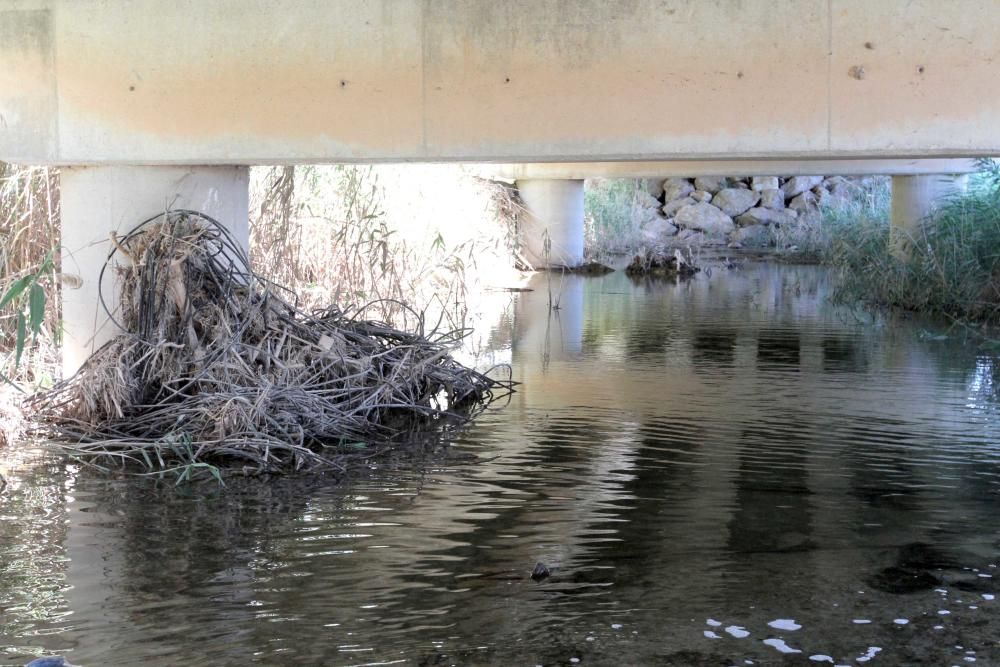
[825, 163, 1000, 325]
[27, 210, 512, 477]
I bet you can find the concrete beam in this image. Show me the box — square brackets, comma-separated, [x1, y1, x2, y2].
[2, 1, 999, 165]
[484, 159, 980, 181]
[60, 166, 249, 376]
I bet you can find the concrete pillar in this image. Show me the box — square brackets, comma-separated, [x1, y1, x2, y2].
[890, 174, 967, 258]
[516, 179, 585, 269]
[60, 166, 249, 377]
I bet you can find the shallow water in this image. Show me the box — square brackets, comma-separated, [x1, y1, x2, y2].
[2, 263, 1000, 666]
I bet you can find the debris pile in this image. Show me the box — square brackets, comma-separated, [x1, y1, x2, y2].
[29, 211, 511, 475]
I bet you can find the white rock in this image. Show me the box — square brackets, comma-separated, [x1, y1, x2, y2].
[735, 207, 797, 227]
[693, 176, 726, 194]
[760, 188, 785, 210]
[675, 202, 735, 235]
[643, 216, 679, 242]
[636, 191, 662, 210]
[752, 176, 779, 191]
[662, 196, 695, 217]
[731, 224, 770, 246]
[781, 175, 823, 198]
[788, 191, 819, 213]
[712, 188, 760, 216]
[641, 178, 664, 199]
[690, 190, 713, 203]
[662, 177, 694, 202]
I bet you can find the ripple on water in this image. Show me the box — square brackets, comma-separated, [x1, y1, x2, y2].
[2, 265, 1000, 664]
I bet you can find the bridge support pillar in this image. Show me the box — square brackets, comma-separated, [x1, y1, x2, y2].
[890, 174, 968, 258]
[516, 179, 585, 269]
[60, 165, 249, 377]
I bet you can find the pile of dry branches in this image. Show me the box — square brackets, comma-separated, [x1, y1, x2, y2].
[28, 211, 511, 476]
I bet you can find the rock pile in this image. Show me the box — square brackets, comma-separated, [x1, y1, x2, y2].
[639, 175, 867, 248]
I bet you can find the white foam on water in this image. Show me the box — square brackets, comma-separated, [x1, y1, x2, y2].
[853, 619, 872, 624]
[934, 625, 945, 630]
[809, 656, 834, 663]
[936, 588, 949, 594]
[704, 630, 722, 639]
[569, 658, 579, 664]
[725, 625, 750, 639]
[767, 618, 802, 631]
[611, 624, 622, 630]
[978, 573, 992, 578]
[706, 618, 722, 627]
[893, 619, 909, 625]
[969, 605, 978, 609]
[585, 636, 594, 642]
[763, 638, 802, 654]
[939, 610, 952, 615]
[856, 646, 882, 663]
[983, 594, 995, 601]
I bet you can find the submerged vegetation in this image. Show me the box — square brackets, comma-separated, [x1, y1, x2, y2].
[29, 212, 512, 477]
[825, 161, 1000, 325]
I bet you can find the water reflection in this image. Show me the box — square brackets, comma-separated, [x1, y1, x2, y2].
[1, 263, 999, 666]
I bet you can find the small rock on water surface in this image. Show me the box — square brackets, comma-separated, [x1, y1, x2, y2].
[531, 562, 550, 581]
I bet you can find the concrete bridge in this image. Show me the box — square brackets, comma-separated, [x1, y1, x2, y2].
[1, 0, 997, 372]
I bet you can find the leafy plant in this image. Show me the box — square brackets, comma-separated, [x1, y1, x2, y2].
[0, 250, 54, 380]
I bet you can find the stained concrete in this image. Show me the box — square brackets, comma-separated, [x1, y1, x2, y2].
[60, 166, 249, 375]
[1, 0, 998, 165]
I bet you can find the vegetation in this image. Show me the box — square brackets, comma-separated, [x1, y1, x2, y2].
[250, 165, 517, 332]
[0, 162, 517, 459]
[0, 164, 60, 388]
[824, 161, 1000, 325]
[28, 212, 511, 478]
[584, 178, 647, 257]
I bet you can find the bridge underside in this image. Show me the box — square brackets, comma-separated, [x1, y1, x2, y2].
[2, 0, 994, 374]
[2, 1, 998, 165]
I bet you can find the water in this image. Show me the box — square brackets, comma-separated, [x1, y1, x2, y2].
[2, 263, 1000, 666]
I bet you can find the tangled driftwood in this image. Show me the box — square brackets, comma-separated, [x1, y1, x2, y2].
[29, 211, 511, 476]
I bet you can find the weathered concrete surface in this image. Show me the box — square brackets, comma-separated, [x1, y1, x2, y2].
[60, 166, 249, 375]
[1, 1, 998, 165]
[890, 174, 968, 258]
[517, 179, 585, 268]
[486, 159, 980, 181]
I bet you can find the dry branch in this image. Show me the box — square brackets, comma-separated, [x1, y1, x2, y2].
[27, 210, 512, 475]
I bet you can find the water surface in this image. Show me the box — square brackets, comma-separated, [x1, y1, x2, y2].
[2, 263, 999, 666]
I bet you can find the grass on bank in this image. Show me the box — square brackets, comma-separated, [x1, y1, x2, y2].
[824, 161, 1000, 325]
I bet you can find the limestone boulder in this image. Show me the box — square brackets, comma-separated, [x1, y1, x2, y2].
[675, 203, 735, 235]
[731, 224, 771, 246]
[662, 178, 694, 203]
[781, 176, 823, 198]
[641, 178, 665, 199]
[735, 207, 797, 227]
[662, 196, 695, 217]
[712, 188, 760, 217]
[677, 229, 708, 245]
[788, 191, 819, 214]
[642, 216, 679, 243]
[751, 176, 779, 191]
[693, 176, 726, 194]
[690, 190, 713, 203]
[760, 188, 785, 210]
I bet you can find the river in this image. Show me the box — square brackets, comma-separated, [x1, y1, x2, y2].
[2, 262, 999, 666]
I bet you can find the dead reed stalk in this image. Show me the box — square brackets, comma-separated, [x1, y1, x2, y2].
[27, 210, 512, 478]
